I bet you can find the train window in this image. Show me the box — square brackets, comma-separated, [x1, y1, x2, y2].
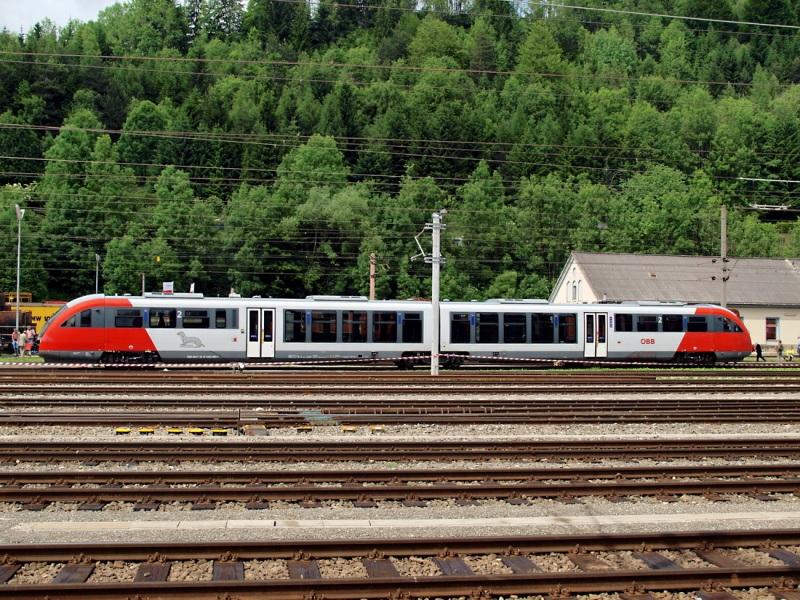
[79, 309, 92, 327]
[311, 311, 337, 343]
[402, 312, 423, 343]
[721, 317, 742, 333]
[284, 310, 306, 342]
[615, 314, 633, 332]
[636, 315, 658, 332]
[687, 316, 708, 332]
[662, 314, 684, 332]
[373, 312, 397, 343]
[115, 309, 143, 328]
[215, 310, 227, 329]
[184, 310, 210, 329]
[476, 313, 499, 343]
[61, 314, 78, 328]
[558, 314, 577, 343]
[450, 313, 471, 344]
[342, 311, 367, 343]
[531, 313, 554, 343]
[149, 309, 176, 328]
[503, 314, 526, 343]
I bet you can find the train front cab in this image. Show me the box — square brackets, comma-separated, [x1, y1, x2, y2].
[603, 306, 751, 364]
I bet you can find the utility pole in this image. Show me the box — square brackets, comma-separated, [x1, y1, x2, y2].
[141, 273, 145, 296]
[14, 204, 24, 336]
[369, 253, 376, 300]
[430, 212, 442, 376]
[720, 205, 728, 308]
[95, 254, 101, 294]
[412, 210, 447, 376]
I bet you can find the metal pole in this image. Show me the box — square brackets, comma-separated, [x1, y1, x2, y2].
[141, 273, 145, 296]
[14, 204, 24, 337]
[95, 254, 100, 294]
[430, 211, 444, 376]
[369, 253, 376, 301]
[720, 205, 728, 308]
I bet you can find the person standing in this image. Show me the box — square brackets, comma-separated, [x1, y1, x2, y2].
[24, 328, 34, 356]
[755, 343, 765, 361]
[10, 329, 19, 357]
[777, 339, 784, 364]
[18, 329, 27, 357]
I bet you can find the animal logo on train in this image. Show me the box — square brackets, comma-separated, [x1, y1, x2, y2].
[177, 331, 204, 348]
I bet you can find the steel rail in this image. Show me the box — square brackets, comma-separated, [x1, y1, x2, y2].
[4, 475, 800, 505]
[5, 383, 800, 394]
[1, 530, 800, 599]
[7, 396, 800, 407]
[2, 368, 800, 381]
[4, 438, 800, 462]
[3, 409, 800, 425]
[4, 462, 799, 485]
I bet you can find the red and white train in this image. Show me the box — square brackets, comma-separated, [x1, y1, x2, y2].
[38, 293, 753, 365]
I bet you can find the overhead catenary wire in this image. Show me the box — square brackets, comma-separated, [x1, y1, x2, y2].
[0, 47, 793, 88]
[1, 122, 798, 161]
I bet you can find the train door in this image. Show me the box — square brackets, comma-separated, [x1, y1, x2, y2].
[246, 308, 275, 359]
[583, 312, 608, 358]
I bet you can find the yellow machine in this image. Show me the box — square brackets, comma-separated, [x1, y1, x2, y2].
[1, 292, 64, 352]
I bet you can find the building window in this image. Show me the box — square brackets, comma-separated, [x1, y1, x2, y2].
[571, 283, 577, 302]
[766, 317, 779, 341]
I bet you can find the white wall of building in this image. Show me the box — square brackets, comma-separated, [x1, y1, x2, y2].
[736, 306, 800, 352]
[551, 261, 595, 304]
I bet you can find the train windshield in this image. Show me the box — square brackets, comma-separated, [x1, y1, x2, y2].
[38, 304, 67, 340]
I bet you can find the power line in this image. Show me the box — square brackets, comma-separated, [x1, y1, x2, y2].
[0, 48, 789, 88]
[2, 122, 798, 161]
[546, 3, 800, 30]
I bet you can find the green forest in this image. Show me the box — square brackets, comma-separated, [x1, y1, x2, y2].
[0, 0, 799, 302]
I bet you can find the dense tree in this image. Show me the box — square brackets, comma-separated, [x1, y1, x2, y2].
[2, 0, 800, 303]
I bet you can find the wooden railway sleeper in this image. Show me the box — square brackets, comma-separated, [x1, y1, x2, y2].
[549, 584, 573, 599]
[772, 576, 798, 591]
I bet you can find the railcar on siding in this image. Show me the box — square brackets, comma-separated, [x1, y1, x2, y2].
[38, 294, 752, 365]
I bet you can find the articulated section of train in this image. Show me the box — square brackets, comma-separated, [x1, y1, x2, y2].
[38, 293, 753, 365]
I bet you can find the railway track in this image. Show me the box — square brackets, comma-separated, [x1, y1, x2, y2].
[2, 368, 800, 380]
[4, 463, 800, 508]
[5, 382, 800, 395]
[2, 405, 800, 424]
[2, 530, 800, 598]
[5, 438, 800, 463]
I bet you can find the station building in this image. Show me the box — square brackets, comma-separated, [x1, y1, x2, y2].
[550, 252, 800, 350]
